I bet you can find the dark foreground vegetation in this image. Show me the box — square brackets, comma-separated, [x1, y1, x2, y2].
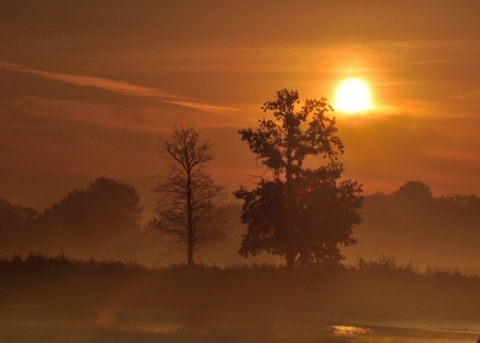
[1, 254, 479, 321]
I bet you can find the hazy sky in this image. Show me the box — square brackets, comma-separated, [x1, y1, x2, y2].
[2, 0, 480, 211]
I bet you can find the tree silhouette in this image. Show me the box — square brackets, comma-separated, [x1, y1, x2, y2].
[235, 89, 363, 269]
[0, 199, 39, 254]
[42, 177, 143, 257]
[357, 181, 480, 266]
[0, 199, 38, 231]
[393, 181, 433, 204]
[149, 125, 230, 266]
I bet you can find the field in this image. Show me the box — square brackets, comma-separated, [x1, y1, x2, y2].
[1, 254, 479, 342]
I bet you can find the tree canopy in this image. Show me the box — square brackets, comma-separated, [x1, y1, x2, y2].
[42, 177, 143, 257]
[0, 199, 39, 254]
[235, 89, 363, 269]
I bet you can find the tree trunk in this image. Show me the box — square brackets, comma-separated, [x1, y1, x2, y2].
[186, 166, 194, 267]
[187, 241, 194, 267]
[285, 250, 296, 270]
[284, 115, 296, 271]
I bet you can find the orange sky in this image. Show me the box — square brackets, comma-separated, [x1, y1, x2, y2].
[1, 0, 480, 212]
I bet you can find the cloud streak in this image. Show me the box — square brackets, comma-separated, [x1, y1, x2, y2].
[0, 61, 237, 113]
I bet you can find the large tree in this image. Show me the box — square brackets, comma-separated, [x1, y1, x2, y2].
[149, 125, 230, 266]
[235, 89, 363, 269]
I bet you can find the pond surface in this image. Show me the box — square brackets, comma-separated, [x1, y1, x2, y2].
[0, 306, 478, 343]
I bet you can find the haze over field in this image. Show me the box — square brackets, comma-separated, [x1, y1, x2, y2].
[3, 3, 480, 342]
[1, 1, 480, 271]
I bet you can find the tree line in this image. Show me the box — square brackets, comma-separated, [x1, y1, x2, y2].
[350, 180, 480, 269]
[0, 177, 147, 262]
[2, 89, 480, 269]
[4, 178, 479, 269]
[1, 89, 362, 268]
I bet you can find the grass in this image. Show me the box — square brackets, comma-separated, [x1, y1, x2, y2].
[1, 253, 479, 321]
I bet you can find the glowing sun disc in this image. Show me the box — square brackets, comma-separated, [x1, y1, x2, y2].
[334, 79, 373, 113]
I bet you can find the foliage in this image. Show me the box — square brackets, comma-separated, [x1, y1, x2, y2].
[393, 180, 433, 199]
[40, 177, 144, 257]
[0, 199, 38, 229]
[148, 125, 230, 266]
[45, 177, 142, 230]
[358, 256, 418, 275]
[358, 180, 480, 266]
[235, 89, 363, 269]
[0, 199, 39, 252]
[0, 252, 146, 273]
[1, 254, 480, 320]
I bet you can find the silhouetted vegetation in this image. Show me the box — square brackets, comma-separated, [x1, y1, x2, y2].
[41, 177, 144, 258]
[350, 180, 480, 269]
[236, 89, 363, 269]
[0, 199, 40, 253]
[0, 178, 151, 263]
[146, 125, 231, 267]
[1, 253, 479, 321]
[3, 179, 480, 270]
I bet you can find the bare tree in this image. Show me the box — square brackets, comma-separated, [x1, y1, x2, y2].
[149, 125, 230, 266]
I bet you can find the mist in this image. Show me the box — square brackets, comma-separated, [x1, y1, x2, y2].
[3, 179, 480, 272]
[3, 0, 480, 341]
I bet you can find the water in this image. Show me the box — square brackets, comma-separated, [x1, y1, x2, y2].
[0, 306, 478, 342]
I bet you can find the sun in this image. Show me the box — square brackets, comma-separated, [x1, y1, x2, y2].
[334, 79, 373, 114]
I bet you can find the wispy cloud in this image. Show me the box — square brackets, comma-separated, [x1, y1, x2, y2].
[0, 61, 237, 113]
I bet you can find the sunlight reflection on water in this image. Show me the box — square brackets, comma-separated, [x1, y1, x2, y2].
[331, 325, 373, 335]
[117, 322, 184, 334]
[94, 308, 184, 334]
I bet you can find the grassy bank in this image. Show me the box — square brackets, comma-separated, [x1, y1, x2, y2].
[1, 254, 479, 321]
